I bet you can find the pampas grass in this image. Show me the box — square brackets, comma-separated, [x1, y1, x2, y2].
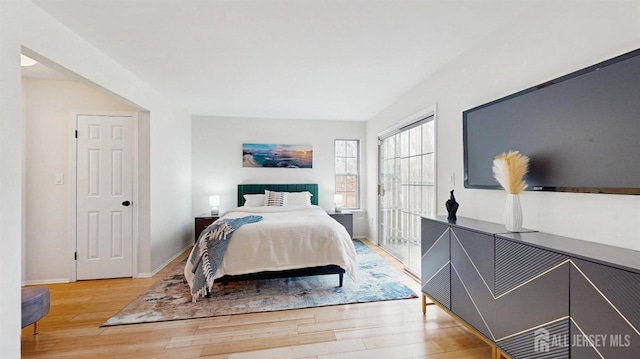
[492, 151, 529, 194]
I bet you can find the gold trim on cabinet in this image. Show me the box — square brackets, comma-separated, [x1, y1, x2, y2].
[423, 293, 498, 353]
[452, 263, 497, 341]
[571, 260, 640, 336]
[495, 316, 570, 343]
[421, 261, 450, 290]
[452, 231, 495, 296]
[494, 259, 571, 300]
[421, 227, 450, 260]
[570, 317, 606, 359]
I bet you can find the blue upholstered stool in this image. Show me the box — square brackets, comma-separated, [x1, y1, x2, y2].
[21, 286, 50, 335]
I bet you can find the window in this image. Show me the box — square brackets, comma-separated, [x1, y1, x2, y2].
[334, 139, 359, 209]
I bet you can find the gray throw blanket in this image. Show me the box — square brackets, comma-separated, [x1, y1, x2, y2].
[189, 215, 263, 302]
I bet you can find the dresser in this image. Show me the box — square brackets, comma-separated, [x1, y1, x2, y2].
[421, 216, 640, 359]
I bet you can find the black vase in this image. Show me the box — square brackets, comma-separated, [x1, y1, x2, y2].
[445, 189, 459, 222]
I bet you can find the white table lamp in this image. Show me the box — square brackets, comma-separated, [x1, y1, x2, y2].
[209, 195, 220, 215]
[334, 194, 344, 213]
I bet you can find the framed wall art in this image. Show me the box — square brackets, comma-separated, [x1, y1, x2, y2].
[242, 143, 313, 168]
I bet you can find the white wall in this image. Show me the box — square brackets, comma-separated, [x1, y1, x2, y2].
[1, 2, 192, 355]
[366, 2, 640, 251]
[192, 116, 367, 236]
[0, 3, 24, 356]
[22, 79, 137, 283]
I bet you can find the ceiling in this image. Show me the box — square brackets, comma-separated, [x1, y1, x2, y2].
[21, 60, 74, 81]
[30, 0, 534, 121]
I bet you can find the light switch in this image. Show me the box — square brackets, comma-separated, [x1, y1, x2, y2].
[55, 173, 64, 185]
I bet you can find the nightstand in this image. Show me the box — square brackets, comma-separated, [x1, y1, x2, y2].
[327, 211, 353, 238]
[194, 213, 219, 242]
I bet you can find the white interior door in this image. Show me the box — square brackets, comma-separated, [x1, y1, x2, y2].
[76, 114, 133, 280]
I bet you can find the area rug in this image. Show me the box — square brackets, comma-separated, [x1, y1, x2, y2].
[102, 240, 417, 326]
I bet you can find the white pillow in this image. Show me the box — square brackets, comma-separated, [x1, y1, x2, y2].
[286, 191, 313, 206]
[265, 190, 288, 206]
[243, 193, 266, 207]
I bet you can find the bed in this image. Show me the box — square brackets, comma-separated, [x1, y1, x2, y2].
[184, 184, 358, 301]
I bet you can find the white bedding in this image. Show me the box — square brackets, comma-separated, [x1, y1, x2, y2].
[184, 205, 357, 288]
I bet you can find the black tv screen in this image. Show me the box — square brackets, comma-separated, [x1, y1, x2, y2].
[463, 48, 640, 195]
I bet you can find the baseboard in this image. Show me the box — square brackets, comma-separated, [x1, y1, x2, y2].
[25, 245, 192, 282]
[24, 278, 70, 285]
[146, 243, 192, 277]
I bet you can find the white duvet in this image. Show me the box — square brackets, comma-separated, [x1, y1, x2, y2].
[184, 205, 357, 288]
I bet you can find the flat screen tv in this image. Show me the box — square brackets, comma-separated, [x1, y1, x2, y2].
[463, 48, 640, 195]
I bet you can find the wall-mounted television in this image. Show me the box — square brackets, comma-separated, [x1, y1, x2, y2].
[463, 48, 640, 195]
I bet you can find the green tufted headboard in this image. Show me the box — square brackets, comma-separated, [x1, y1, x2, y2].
[237, 184, 318, 206]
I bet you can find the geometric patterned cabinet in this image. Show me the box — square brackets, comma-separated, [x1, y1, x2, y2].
[421, 219, 451, 310]
[570, 257, 640, 358]
[421, 216, 640, 359]
[450, 225, 497, 342]
[492, 237, 570, 358]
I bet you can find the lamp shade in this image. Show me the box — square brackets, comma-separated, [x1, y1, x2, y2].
[334, 194, 344, 205]
[209, 195, 220, 207]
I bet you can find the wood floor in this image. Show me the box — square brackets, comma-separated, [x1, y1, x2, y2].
[21, 240, 492, 358]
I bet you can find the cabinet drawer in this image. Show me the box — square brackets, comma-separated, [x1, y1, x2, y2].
[194, 214, 219, 242]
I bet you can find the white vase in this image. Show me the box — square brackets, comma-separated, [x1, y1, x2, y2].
[504, 193, 523, 232]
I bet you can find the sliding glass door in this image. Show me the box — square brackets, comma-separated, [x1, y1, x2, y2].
[378, 116, 435, 276]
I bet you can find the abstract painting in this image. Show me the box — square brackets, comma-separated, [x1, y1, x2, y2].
[242, 143, 313, 168]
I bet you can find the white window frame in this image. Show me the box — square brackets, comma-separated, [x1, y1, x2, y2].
[334, 139, 360, 210]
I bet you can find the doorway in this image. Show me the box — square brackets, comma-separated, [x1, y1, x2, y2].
[21, 54, 143, 284]
[378, 115, 435, 277]
[74, 114, 136, 280]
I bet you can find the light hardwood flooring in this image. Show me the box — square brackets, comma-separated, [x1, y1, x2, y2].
[21, 239, 492, 358]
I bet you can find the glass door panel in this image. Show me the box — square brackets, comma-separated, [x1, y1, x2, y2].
[379, 117, 435, 277]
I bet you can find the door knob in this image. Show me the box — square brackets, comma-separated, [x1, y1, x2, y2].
[122, 200, 131, 206]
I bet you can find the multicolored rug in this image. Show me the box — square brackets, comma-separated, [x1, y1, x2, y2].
[102, 240, 417, 326]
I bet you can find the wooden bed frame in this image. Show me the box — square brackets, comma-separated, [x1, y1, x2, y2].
[214, 183, 345, 287]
